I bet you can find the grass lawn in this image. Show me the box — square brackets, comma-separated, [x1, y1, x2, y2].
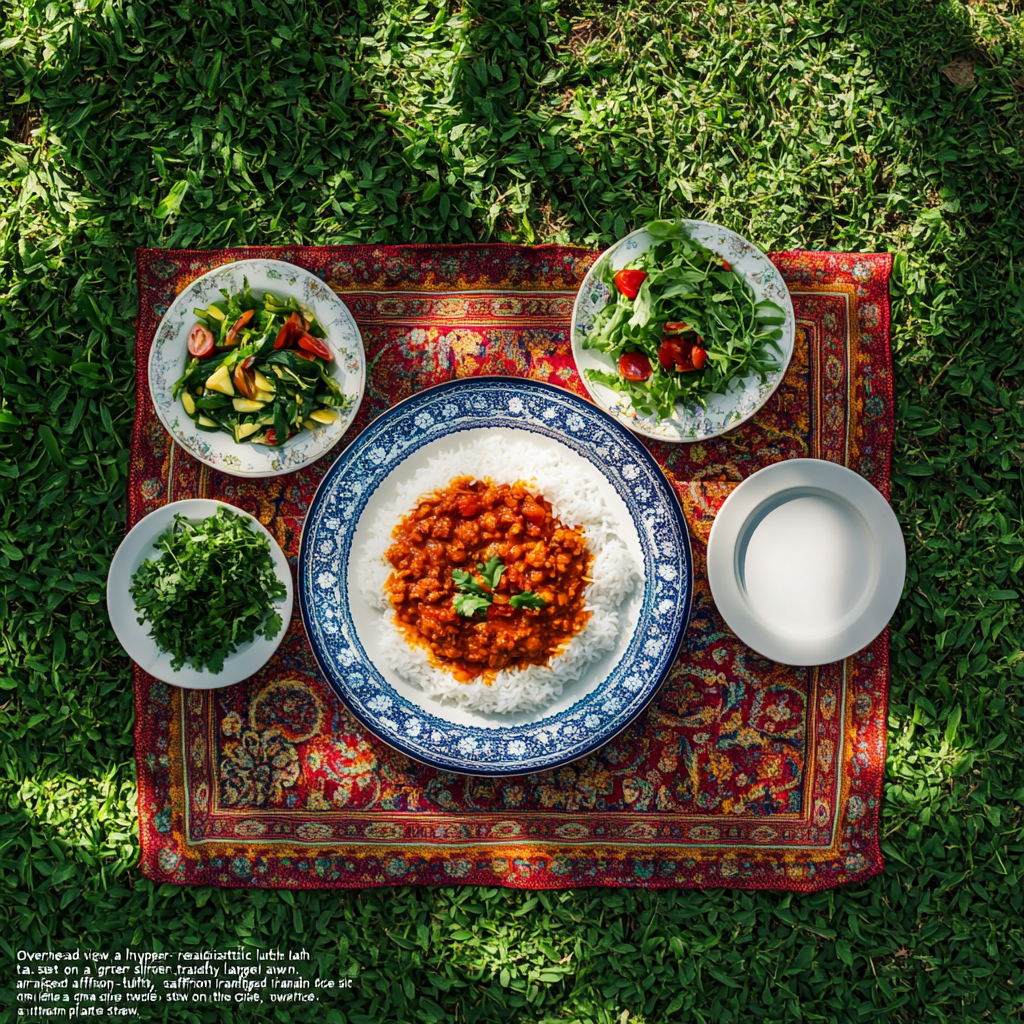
[2, 0, 1024, 1021]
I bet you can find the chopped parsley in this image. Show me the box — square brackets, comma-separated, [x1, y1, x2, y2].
[129, 506, 287, 673]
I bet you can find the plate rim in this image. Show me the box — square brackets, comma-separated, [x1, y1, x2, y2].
[146, 257, 366, 479]
[570, 220, 796, 443]
[297, 376, 694, 776]
[107, 498, 294, 689]
[706, 459, 906, 666]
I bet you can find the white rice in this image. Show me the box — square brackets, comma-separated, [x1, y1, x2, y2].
[356, 437, 639, 714]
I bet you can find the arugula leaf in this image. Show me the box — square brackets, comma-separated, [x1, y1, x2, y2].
[509, 591, 545, 610]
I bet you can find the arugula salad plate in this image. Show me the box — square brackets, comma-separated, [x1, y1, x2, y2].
[148, 258, 365, 478]
[571, 221, 796, 443]
[107, 499, 293, 689]
[298, 378, 693, 775]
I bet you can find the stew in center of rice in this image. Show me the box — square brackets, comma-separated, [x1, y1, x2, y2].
[384, 477, 593, 683]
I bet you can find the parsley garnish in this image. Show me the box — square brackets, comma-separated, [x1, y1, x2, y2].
[129, 506, 287, 673]
[476, 556, 505, 590]
[453, 591, 492, 618]
[451, 568, 490, 600]
[452, 557, 547, 618]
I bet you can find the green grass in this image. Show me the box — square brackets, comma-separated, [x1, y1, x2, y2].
[1, 0, 1023, 1021]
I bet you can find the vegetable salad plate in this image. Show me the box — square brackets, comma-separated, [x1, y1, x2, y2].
[707, 460, 906, 666]
[571, 220, 796, 443]
[107, 499, 294, 688]
[298, 377, 693, 775]
[148, 258, 365, 477]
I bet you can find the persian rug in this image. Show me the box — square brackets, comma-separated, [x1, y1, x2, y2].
[131, 244, 893, 891]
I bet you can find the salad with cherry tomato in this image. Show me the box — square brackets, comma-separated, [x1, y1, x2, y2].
[172, 279, 350, 447]
[583, 221, 786, 421]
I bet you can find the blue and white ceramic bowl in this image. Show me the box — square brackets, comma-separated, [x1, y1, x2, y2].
[148, 259, 365, 478]
[298, 378, 693, 775]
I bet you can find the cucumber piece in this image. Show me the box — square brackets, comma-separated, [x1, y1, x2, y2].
[196, 415, 221, 431]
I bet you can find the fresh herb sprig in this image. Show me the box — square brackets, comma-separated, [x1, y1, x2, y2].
[584, 220, 786, 420]
[452, 557, 545, 618]
[129, 507, 287, 673]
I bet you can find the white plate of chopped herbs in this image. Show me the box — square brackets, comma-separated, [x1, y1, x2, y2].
[107, 500, 293, 689]
[571, 220, 796, 443]
[148, 259, 365, 477]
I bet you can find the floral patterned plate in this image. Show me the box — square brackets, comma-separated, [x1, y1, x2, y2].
[107, 499, 293, 689]
[298, 377, 693, 776]
[148, 258, 365, 478]
[570, 221, 796, 443]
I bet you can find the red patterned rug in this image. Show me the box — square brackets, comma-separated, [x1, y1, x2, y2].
[131, 244, 893, 891]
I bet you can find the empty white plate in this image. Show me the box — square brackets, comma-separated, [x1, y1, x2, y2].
[107, 499, 293, 688]
[706, 460, 905, 666]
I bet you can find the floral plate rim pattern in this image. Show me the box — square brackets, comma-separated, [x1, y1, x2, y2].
[297, 376, 694, 776]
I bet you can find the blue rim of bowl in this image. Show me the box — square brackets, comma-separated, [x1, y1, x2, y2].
[297, 377, 693, 776]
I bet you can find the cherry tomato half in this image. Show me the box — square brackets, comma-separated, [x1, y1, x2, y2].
[297, 332, 332, 361]
[663, 322, 690, 335]
[613, 269, 647, 300]
[658, 338, 694, 372]
[293, 349, 317, 361]
[226, 308, 255, 345]
[187, 323, 215, 357]
[618, 351, 653, 382]
[690, 345, 707, 370]
[722, 259, 732, 272]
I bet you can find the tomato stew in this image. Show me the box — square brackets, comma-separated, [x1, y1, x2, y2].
[384, 478, 593, 683]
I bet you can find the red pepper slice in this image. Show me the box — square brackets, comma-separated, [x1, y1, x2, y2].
[297, 332, 332, 361]
[273, 311, 306, 349]
[618, 351, 653, 382]
[226, 308, 255, 345]
[233, 355, 258, 399]
[613, 269, 647, 300]
[187, 324, 215, 357]
[293, 349, 317, 361]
